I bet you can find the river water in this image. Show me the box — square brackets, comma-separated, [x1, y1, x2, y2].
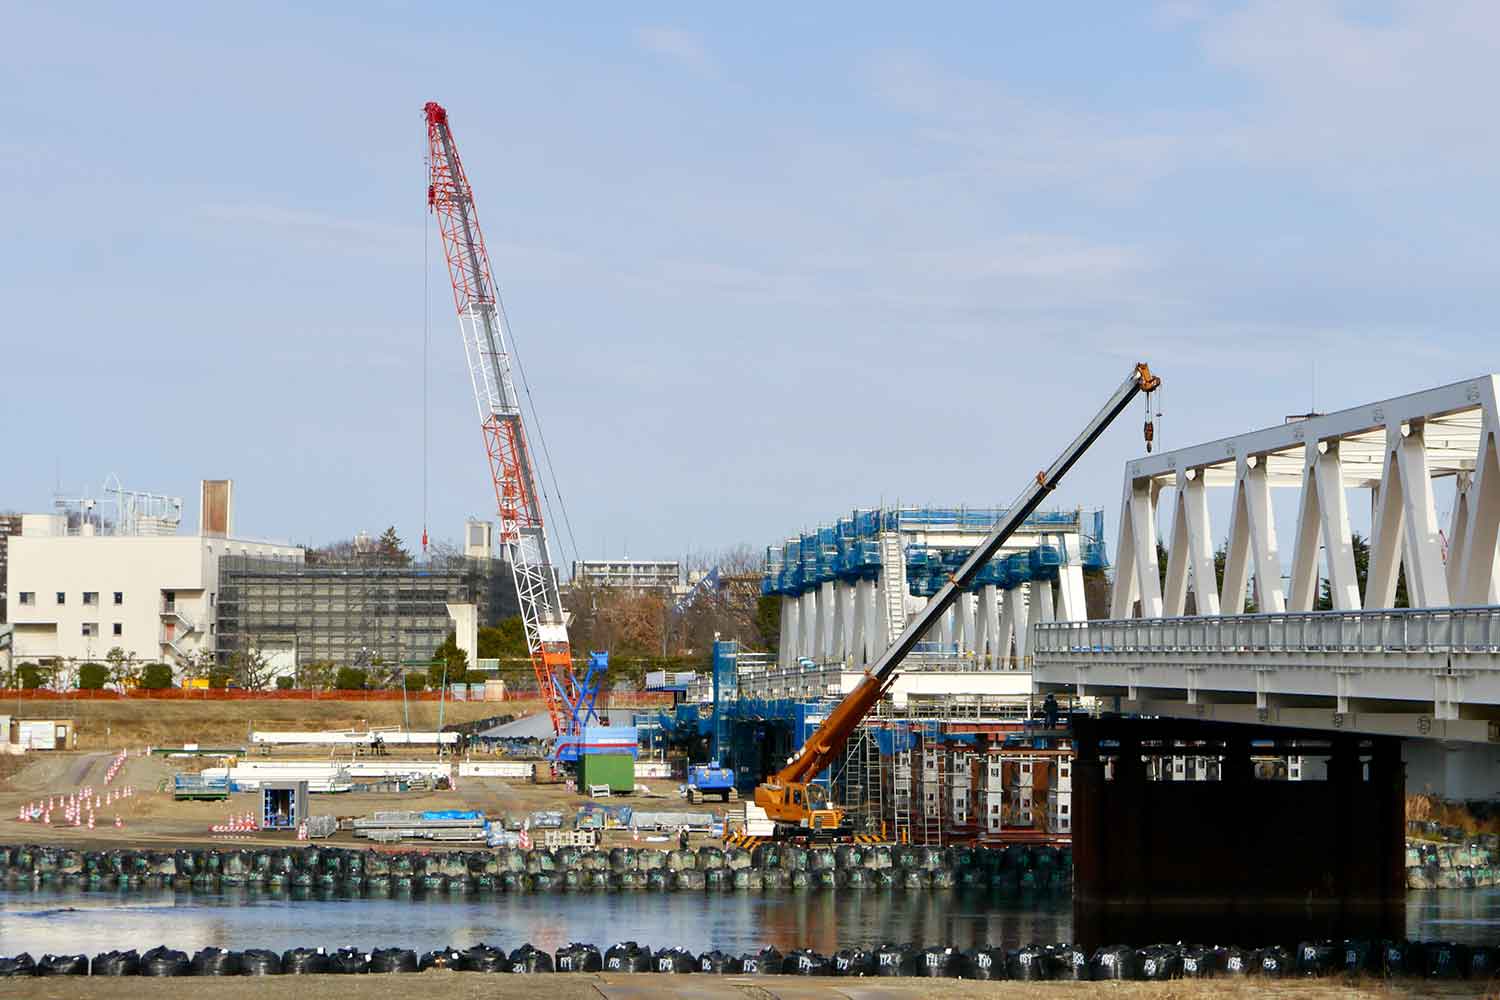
[1, 887, 1496, 957]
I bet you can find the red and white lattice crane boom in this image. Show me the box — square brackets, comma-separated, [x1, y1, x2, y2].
[424, 101, 574, 736]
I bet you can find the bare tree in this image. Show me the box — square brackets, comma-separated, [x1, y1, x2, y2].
[230, 643, 278, 691]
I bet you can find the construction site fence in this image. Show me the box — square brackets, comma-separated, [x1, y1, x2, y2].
[0, 688, 674, 706]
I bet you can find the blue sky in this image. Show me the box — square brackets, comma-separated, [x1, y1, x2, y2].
[4, 2, 1498, 569]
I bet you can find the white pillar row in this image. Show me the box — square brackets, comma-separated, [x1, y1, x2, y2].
[1220, 455, 1286, 614]
[1163, 468, 1220, 616]
[1453, 377, 1500, 605]
[1012, 582, 1033, 660]
[1368, 421, 1450, 609]
[1289, 440, 1360, 612]
[779, 595, 800, 668]
[1110, 478, 1163, 618]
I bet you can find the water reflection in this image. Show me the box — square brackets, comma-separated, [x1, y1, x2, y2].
[0, 887, 1493, 957]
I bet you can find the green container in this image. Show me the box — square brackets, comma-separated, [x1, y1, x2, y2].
[578, 753, 635, 793]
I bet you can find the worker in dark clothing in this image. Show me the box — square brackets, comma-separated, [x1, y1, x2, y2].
[678, 826, 690, 852]
[1043, 693, 1060, 730]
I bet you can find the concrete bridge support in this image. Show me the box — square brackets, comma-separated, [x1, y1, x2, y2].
[1071, 716, 1405, 949]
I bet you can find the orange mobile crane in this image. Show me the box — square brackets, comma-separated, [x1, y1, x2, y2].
[752, 363, 1161, 838]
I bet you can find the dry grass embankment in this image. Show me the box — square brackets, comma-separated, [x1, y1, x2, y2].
[1407, 793, 1500, 838]
[0, 698, 540, 751]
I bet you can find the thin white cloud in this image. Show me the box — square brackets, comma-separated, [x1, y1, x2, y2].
[633, 26, 713, 73]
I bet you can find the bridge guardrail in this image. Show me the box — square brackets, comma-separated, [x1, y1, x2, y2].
[1033, 606, 1500, 657]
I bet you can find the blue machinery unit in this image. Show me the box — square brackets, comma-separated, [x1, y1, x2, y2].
[553, 651, 609, 762]
[761, 506, 1108, 599]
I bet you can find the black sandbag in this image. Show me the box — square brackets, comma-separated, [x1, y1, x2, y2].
[919, 946, 966, 977]
[37, 953, 88, 976]
[1422, 941, 1471, 980]
[966, 947, 1008, 980]
[419, 948, 463, 971]
[1254, 945, 1291, 977]
[1221, 946, 1253, 976]
[1180, 946, 1221, 978]
[241, 949, 283, 975]
[1091, 945, 1137, 980]
[328, 947, 369, 974]
[555, 943, 603, 973]
[141, 947, 191, 977]
[1470, 945, 1497, 980]
[1340, 939, 1371, 974]
[784, 949, 832, 975]
[671, 868, 706, 891]
[282, 948, 330, 974]
[1138, 945, 1180, 981]
[655, 947, 697, 973]
[506, 943, 553, 974]
[460, 944, 506, 973]
[368, 948, 418, 974]
[604, 941, 654, 973]
[738, 947, 783, 975]
[1377, 940, 1413, 977]
[698, 950, 736, 974]
[1009, 945, 1054, 981]
[192, 947, 243, 976]
[1047, 944, 1088, 981]
[1296, 940, 1339, 976]
[875, 943, 918, 977]
[92, 950, 141, 976]
[0, 953, 37, 977]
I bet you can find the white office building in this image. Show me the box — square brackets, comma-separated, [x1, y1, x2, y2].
[7, 480, 300, 676]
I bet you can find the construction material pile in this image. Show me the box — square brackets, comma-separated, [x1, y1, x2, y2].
[0, 938, 1491, 980]
[0, 842, 1071, 896]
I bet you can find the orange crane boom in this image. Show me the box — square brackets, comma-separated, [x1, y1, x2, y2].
[753, 363, 1162, 836]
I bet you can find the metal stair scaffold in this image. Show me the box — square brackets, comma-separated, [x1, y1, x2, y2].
[425, 102, 575, 737]
[878, 531, 906, 647]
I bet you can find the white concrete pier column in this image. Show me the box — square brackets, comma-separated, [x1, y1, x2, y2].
[1056, 536, 1087, 622]
[956, 593, 976, 655]
[938, 606, 955, 649]
[851, 580, 871, 666]
[977, 585, 998, 664]
[1034, 580, 1056, 623]
[818, 581, 836, 661]
[997, 590, 1017, 666]
[779, 595, 800, 668]
[800, 591, 818, 662]
[1013, 582, 1033, 660]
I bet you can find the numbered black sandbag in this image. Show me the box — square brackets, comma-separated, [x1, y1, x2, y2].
[92, 950, 141, 976]
[655, 948, 696, 973]
[609, 848, 638, 872]
[0, 953, 37, 977]
[1254, 945, 1292, 977]
[918, 946, 967, 977]
[1090, 945, 1137, 980]
[528, 872, 557, 893]
[671, 868, 706, 891]
[703, 867, 731, 891]
[603, 942, 654, 973]
[1138, 945, 1181, 981]
[697, 950, 736, 973]
[508, 944, 554, 974]
[874, 943, 918, 977]
[828, 949, 871, 976]
[419, 948, 462, 971]
[1221, 947, 1253, 976]
[192, 947, 243, 976]
[1296, 940, 1339, 976]
[37, 954, 88, 976]
[738, 947, 783, 975]
[1376, 940, 1413, 977]
[141, 947, 191, 977]
[367, 948, 418, 974]
[784, 949, 832, 975]
[1470, 945, 1497, 980]
[1180, 946, 1221, 978]
[966, 947, 1008, 980]
[460, 944, 506, 973]
[281, 948, 329, 974]
[1050, 945, 1090, 981]
[1422, 941, 1471, 980]
[697, 846, 725, 870]
[554, 943, 603, 973]
[329, 947, 369, 974]
[1009, 945, 1055, 981]
[241, 949, 283, 975]
[760, 869, 789, 890]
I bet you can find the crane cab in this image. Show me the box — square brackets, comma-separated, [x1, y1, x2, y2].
[755, 779, 846, 839]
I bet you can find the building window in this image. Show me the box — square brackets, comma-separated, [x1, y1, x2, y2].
[18, 592, 33, 606]
[81, 623, 99, 637]
[112, 623, 123, 637]
[83, 592, 98, 606]
[113, 592, 123, 605]
[56, 592, 66, 605]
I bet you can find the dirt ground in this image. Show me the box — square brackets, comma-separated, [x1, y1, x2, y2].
[2, 697, 528, 751]
[0, 971, 1486, 999]
[0, 744, 718, 851]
